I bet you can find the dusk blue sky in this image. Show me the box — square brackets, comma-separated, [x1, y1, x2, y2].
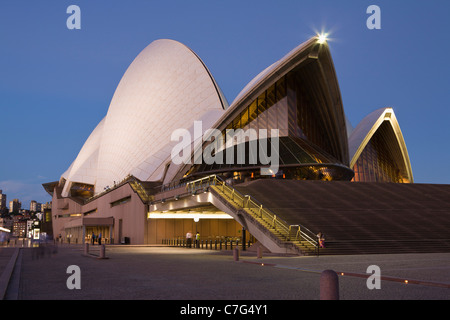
[1, 0, 449, 207]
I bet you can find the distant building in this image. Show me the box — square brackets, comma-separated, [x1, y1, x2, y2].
[40, 204, 53, 238]
[19, 209, 30, 219]
[27, 220, 34, 238]
[41, 202, 52, 213]
[0, 216, 13, 231]
[9, 199, 21, 213]
[30, 200, 41, 213]
[0, 190, 6, 211]
[12, 219, 27, 238]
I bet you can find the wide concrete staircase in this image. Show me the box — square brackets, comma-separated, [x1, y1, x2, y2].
[186, 176, 318, 255]
[234, 179, 450, 255]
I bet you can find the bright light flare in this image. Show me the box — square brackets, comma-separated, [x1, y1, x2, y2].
[317, 33, 329, 44]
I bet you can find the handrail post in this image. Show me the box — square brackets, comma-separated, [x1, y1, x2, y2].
[317, 239, 320, 257]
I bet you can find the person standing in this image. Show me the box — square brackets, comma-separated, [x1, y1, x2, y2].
[186, 231, 193, 248]
[317, 232, 325, 248]
[195, 232, 200, 248]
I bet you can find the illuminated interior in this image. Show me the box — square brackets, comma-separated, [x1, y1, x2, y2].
[349, 108, 413, 183]
[183, 55, 353, 182]
[69, 183, 95, 199]
[352, 121, 410, 183]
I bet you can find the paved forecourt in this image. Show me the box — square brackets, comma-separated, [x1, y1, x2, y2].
[3, 244, 450, 300]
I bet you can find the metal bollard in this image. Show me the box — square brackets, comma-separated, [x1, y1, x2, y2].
[257, 246, 263, 259]
[84, 243, 89, 255]
[233, 247, 239, 261]
[320, 270, 339, 300]
[100, 244, 106, 259]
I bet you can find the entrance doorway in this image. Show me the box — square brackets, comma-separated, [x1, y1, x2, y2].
[86, 226, 111, 245]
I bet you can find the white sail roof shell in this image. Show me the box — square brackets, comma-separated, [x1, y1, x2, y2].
[61, 39, 227, 195]
[61, 118, 105, 197]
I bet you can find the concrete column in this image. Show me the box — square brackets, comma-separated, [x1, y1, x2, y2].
[320, 270, 339, 300]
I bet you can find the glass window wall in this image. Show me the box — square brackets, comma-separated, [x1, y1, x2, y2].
[352, 121, 408, 183]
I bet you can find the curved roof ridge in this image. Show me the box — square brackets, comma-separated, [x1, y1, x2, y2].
[155, 39, 229, 110]
[228, 37, 318, 114]
[61, 117, 105, 197]
[183, 44, 229, 110]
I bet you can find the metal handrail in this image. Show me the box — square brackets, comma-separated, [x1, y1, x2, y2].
[85, 174, 149, 204]
[186, 175, 317, 249]
[289, 224, 317, 247]
[129, 179, 151, 202]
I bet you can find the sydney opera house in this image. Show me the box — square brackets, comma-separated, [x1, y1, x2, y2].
[43, 36, 450, 255]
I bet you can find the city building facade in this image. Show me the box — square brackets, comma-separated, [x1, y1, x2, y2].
[9, 199, 21, 214]
[0, 190, 6, 211]
[30, 200, 42, 213]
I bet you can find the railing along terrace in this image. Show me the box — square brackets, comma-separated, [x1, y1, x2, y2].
[85, 174, 145, 204]
[162, 238, 252, 251]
